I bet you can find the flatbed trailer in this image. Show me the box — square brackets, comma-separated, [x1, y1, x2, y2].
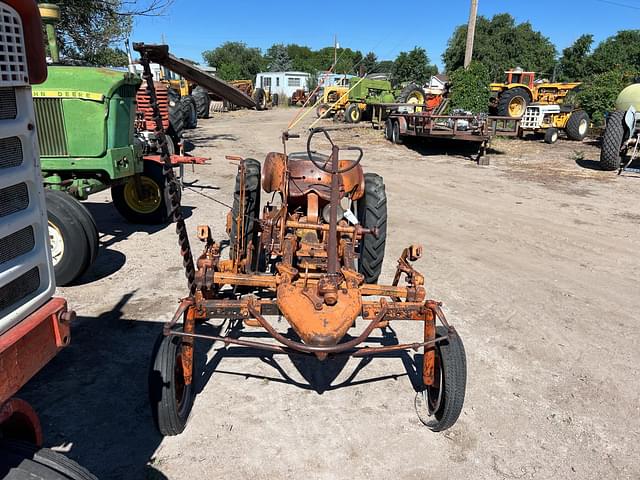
[373, 105, 520, 164]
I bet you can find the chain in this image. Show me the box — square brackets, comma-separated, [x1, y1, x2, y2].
[139, 52, 196, 296]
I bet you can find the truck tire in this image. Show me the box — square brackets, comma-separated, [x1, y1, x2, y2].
[229, 159, 261, 261]
[45, 190, 93, 286]
[497, 87, 530, 118]
[345, 103, 362, 123]
[357, 173, 387, 284]
[0, 440, 97, 479]
[193, 86, 211, 118]
[183, 96, 198, 129]
[253, 88, 267, 111]
[600, 111, 626, 171]
[111, 161, 171, 225]
[565, 110, 590, 141]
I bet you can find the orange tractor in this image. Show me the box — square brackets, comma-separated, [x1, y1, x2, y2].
[146, 124, 468, 435]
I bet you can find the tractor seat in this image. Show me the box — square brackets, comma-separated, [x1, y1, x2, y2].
[288, 151, 329, 164]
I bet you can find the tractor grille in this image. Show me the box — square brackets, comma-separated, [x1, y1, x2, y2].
[0, 225, 34, 265]
[136, 82, 169, 131]
[0, 86, 16, 119]
[0, 4, 27, 85]
[0, 182, 29, 217]
[0, 266, 40, 312]
[117, 84, 138, 98]
[0, 135, 21, 168]
[34, 98, 68, 156]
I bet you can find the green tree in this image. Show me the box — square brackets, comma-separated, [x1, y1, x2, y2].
[376, 60, 394, 74]
[576, 69, 638, 125]
[265, 44, 292, 71]
[586, 30, 640, 76]
[44, 0, 171, 66]
[443, 13, 556, 80]
[448, 62, 491, 113]
[558, 35, 594, 81]
[391, 47, 438, 84]
[362, 52, 378, 74]
[202, 42, 265, 80]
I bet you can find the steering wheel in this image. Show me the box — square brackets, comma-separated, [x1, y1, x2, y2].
[306, 127, 363, 174]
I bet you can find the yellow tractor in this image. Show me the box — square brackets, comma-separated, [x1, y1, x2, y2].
[490, 68, 581, 118]
[519, 104, 590, 144]
[316, 84, 350, 118]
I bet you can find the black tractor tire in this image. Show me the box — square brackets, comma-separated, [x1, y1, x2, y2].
[391, 120, 402, 144]
[416, 326, 467, 432]
[272, 93, 279, 107]
[544, 127, 559, 144]
[229, 159, 261, 261]
[600, 111, 626, 171]
[565, 110, 590, 141]
[45, 190, 94, 286]
[345, 103, 362, 123]
[168, 88, 185, 146]
[193, 86, 211, 118]
[111, 161, 171, 225]
[149, 331, 196, 436]
[183, 96, 198, 129]
[253, 88, 267, 111]
[0, 440, 97, 479]
[357, 173, 387, 284]
[396, 83, 426, 109]
[384, 119, 393, 141]
[496, 87, 531, 118]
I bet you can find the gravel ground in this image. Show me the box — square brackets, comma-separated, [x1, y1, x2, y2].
[21, 108, 640, 479]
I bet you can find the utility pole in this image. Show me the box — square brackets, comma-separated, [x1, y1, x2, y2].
[334, 35, 338, 67]
[464, 0, 478, 68]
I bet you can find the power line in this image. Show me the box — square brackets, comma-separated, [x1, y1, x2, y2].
[594, 0, 640, 10]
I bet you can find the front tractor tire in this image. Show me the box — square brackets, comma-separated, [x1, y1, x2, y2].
[357, 173, 387, 284]
[544, 127, 559, 144]
[600, 111, 626, 171]
[149, 332, 196, 436]
[45, 190, 98, 286]
[416, 326, 467, 432]
[111, 161, 172, 225]
[345, 103, 362, 123]
[497, 87, 531, 118]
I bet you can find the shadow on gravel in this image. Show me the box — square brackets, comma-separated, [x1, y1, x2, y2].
[195, 322, 421, 395]
[18, 294, 168, 480]
[402, 137, 506, 161]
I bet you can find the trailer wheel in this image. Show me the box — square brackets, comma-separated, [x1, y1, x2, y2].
[149, 332, 196, 436]
[0, 440, 97, 479]
[600, 111, 626, 171]
[565, 110, 590, 141]
[229, 159, 261, 262]
[193, 86, 210, 119]
[45, 190, 93, 286]
[111, 161, 170, 225]
[253, 88, 267, 111]
[544, 127, 559, 144]
[357, 173, 387, 284]
[345, 104, 362, 123]
[391, 120, 402, 144]
[416, 326, 467, 432]
[497, 87, 530, 118]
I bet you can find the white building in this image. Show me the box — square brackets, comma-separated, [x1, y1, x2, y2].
[255, 71, 310, 97]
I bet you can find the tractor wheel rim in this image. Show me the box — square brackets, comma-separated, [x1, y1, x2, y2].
[350, 109, 359, 121]
[509, 97, 526, 117]
[174, 350, 187, 411]
[423, 354, 444, 415]
[124, 176, 161, 214]
[48, 222, 64, 266]
[579, 120, 588, 135]
[552, 131, 558, 142]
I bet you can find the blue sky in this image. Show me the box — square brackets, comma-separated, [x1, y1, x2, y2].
[131, 0, 640, 69]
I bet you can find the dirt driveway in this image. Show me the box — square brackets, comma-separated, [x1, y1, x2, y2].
[21, 108, 640, 479]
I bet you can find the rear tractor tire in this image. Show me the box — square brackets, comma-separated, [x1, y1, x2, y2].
[183, 96, 198, 129]
[497, 87, 531, 118]
[253, 88, 267, 111]
[0, 440, 97, 479]
[396, 83, 426, 112]
[229, 159, 262, 263]
[111, 160, 174, 225]
[149, 331, 196, 436]
[357, 173, 387, 284]
[565, 110, 590, 141]
[415, 326, 467, 432]
[193, 86, 211, 119]
[600, 111, 626, 171]
[45, 190, 98, 286]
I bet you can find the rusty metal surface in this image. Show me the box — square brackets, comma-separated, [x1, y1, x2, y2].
[132, 43, 256, 108]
